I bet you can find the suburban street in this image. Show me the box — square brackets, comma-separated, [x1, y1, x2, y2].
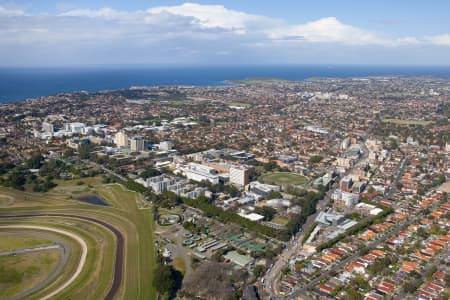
[261, 138, 371, 298]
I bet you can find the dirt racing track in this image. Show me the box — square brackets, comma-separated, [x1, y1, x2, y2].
[0, 214, 124, 300]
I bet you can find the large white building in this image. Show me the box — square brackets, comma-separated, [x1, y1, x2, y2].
[248, 181, 280, 196]
[341, 192, 359, 207]
[159, 141, 173, 151]
[182, 163, 219, 184]
[64, 122, 86, 134]
[114, 131, 128, 147]
[229, 166, 252, 186]
[130, 136, 145, 152]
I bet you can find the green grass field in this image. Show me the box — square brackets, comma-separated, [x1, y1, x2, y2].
[0, 236, 53, 252]
[228, 102, 252, 108]
[271, 216, 290, 226]
[382, 118, 433, 126]
[0, 178, 156, 300]
[0, 250, 61, 299]
[259, 172, 309, 186]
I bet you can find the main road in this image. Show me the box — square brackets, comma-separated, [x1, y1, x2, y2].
[289, 193, 442, 300]
[261, 122, 376, 298]
[0, 214, 124, 300]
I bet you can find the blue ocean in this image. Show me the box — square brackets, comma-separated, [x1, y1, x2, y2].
[1, 65, 450, 103]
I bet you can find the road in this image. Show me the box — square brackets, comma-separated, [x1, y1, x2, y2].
[290, 194, 443, 299]
[266, 182, 338, 293]
[0, 214, 124, 300]
[0, 244, 62, 256]
[87, 160, 127, 182]
[386, 155, 409, 200]
[0, 224, 88, 300]
[261, 120, 382, 298]
[261, 140, 371, 298]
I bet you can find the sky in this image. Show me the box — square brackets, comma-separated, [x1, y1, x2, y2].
[1, 0, 450, 66]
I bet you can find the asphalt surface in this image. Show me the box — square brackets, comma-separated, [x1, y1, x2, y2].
[262, 141, 370, 298]
[0, 244, 62, 256]
[0, 214, 124, 300]
[87, 160, 127, 182]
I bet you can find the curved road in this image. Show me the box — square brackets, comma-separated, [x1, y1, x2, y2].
[0, 225, 87, 300]
[0, 231, 72, 300]
[0, 214, 124, 300]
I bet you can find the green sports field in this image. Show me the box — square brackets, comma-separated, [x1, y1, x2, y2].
[259, 172, 309, 186]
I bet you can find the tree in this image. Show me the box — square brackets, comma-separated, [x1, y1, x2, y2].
[152, 264, 181, 298]
[254, 206, 277, 221]
[308, 155, 323, 164]
[182, 261, 244, 300]
[78, 143, 95, 159]
[7, 172, 26, 190]
[264, 161, 278, 172]
[26, 152, 43, 169]
[351, 275, 370, 292]
[345, 287, 363, 300]
[253, 265, 266, 277]
[141, 168, 161, 179]
[403, 279, 421, 294]
[266, 191, 282, 200]
[64, 148, 75, 157]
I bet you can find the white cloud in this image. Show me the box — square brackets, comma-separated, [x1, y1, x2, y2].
[1, 3, 450, 65]
[268, 17, 394, 46]
[147, 2, 271, 31]
[0, 5, 25, 16]
[427, 34, 450, 46]
[396, 36, 420, 45]
[59, 7, 141, 21]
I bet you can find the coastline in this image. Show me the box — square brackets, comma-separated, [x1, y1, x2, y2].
[1, 65, 450, 104]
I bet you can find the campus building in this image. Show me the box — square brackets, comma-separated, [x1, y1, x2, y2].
[130, 136, 145, 152]
[229, 166, 252, 186]
[114, 131, 128, 147]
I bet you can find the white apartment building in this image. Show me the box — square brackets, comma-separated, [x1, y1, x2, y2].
[130, 136, 145, 152]
[114, 131, 128, 147]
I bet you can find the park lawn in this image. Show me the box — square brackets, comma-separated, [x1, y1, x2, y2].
[0, 250, 61, 299]
[228, 102, 252, 107]
[0, 236, 53, 252]
[260, 172, 309, 186]
[271, 216, 290, 226]
[382, 118, 433, 126]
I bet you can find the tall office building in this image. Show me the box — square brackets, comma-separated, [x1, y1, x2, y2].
[114, 131, 128, 147]
[230, 166, 252, 186]
[130, 136, 145, 152]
